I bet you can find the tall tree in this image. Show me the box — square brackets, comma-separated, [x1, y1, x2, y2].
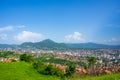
[65, 63, 76, 77]
[87, 56, 97, 70]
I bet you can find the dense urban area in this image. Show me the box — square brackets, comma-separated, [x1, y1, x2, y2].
[0, 47, 120, 77]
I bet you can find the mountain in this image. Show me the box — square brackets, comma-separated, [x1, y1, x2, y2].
[0, 44, 17, 49]
[0, 39, 120, 49]
[20, 40, 120, 49]
[20, 39, 68, 50]
[67, 42, 120, 49]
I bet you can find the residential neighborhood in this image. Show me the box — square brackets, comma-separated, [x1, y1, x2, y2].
[0, 48, 120, 76]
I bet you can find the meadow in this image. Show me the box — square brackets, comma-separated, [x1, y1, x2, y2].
[0, 62, 120, 80]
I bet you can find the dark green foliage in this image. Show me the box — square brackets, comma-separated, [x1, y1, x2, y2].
[36, 54, 73, 65]
[0, 52, 2, 57]
[27, 55, 34, 62]
[55, 68, 64, 77]
[0, 51, 20, 58]
[87, 56, 97, 69]
[65, 63, 76, 77]
[33, 61, 46, 73]
[11, 59, 17, 62]
[20, 54, 27, 61]
[0, 51, 14, 58]
[20, 53, 34, 62]
[33, 62, 64, 77]
[43, 64, 55, 75]
[36, 54, 87, 69]
[77, 62, 87, 69]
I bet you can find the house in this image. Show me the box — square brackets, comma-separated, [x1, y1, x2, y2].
[56, 64, 66, 73]
[0, 57, 11, 62]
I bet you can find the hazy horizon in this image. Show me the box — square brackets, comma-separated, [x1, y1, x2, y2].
[1, 0, 120, 45]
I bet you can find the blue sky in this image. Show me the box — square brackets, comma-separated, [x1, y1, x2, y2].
[0, 0, 120, 45]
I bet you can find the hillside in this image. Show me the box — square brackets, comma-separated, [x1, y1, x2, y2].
[67, 42, 120, 49]
[0, 62, 59, 80]
[1, 39, 120, 49]
[20, 40, 120, 49]
[20, 39, 68, 50]
[0, 44, 17, 49]
[0, 62, 120, 80]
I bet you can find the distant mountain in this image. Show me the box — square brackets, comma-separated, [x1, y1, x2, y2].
[0, 44, 17, 49]
[66, 42, 120, 49]
[0, 39, 120, 49]
[20, 39, 68, 50]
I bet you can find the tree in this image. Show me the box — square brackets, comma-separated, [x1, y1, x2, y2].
[20, 54, 27, 61]
[87, 56, 97, 70]
[0, 52, 2, 57]
[65, 63, 76, 77]
[44, 64, 54, 75]
[26, 55, 34, 62]
[20, 53, 34, 63]
[33, 61, 64, 77]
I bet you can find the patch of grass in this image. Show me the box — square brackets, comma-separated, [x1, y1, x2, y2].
[67, 73, 120, 80]
[0, 62, 59, 80]
[0, 62, 120, 80]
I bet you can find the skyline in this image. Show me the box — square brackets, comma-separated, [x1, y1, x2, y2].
[0, 0, 120, 45]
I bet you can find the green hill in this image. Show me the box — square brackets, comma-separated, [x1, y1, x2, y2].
[1, 39, 120, 49]
[20, 39, 68, 50]
[0, 62, 120, 80]
[0, 62, 59, 80]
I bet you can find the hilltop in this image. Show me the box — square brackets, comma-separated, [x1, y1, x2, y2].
[0, 39, 120, 49]
[20, 39, 68, 50]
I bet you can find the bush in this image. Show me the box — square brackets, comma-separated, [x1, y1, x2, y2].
[20, 54, 34, 63]
[33, 62, 64, 77]
[65, 63, 76, 77]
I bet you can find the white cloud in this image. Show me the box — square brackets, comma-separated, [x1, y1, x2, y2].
[14, 31, 43, 43]
[103, 38, 120, 45]
[0, 34, 7, 40]
[108, 38, 117, 42]
[65, 32, 85, 43]
[103, 38, 118, 43]
[16, 25, 26, 28]
[0, 25, 26, 32]
[0, 26, 13, 32]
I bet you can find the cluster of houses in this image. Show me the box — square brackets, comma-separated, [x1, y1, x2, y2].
[56, 64, 66, 73]
[0, 57, 19, 62]
[0, 48, 120, 76]
[55, 63, 120, 76]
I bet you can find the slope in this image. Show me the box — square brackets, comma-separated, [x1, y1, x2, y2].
[21, 39, 68, 50]
[0, 62, 59, 80]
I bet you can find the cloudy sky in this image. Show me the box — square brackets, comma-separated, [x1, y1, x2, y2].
[0, 0, 120, 45]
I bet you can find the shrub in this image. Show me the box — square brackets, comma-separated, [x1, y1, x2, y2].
[65, 63, 76, 77]
[20, 54, 34, 63]
[33, 62, 64, 77]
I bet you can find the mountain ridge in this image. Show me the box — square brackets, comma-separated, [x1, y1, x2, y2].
[0, 39, 120, 49]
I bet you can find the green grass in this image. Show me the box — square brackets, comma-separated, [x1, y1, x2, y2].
[0, 62, 120, 80]
[0, 62, 59, 80]
[67, 73, 120, 80]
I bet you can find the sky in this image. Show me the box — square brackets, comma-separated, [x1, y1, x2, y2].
[0, 0, 120, 45]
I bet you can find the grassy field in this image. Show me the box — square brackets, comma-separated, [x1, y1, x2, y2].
[0, 62, 59, 80]
[0, 62, 120, 80]
[68, 73, 120, 80]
